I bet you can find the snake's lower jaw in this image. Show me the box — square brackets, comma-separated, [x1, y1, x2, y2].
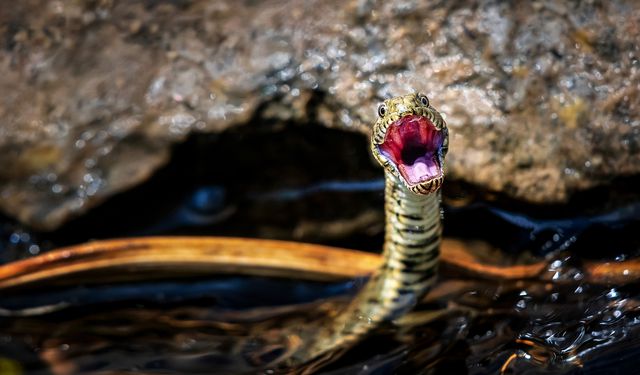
[407, 174, 444, 194]
[375, 114, 447, 195]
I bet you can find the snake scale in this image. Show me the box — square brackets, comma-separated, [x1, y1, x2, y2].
[281, 93, 449, 370]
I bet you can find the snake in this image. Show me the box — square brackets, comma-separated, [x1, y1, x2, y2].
[281, 92, 449, 368]
[1, 93, 638, 372]
[0, 93, 449, 374]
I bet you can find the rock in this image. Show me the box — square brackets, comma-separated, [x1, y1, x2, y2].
[0, 0, 639, 230]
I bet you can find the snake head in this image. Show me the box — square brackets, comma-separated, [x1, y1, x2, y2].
[371, 93, 448, 195]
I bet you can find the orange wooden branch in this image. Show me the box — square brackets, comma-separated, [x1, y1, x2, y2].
[0, 236, 635, 290]
[0, 237, 381, 289]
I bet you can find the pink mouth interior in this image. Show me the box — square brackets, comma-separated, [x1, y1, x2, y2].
[378, 115, 444, 185]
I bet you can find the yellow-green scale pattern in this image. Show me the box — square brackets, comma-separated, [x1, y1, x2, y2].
[302, 173, 441, 362]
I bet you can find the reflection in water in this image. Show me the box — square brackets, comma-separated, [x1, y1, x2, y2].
[2, 261, 640, 374]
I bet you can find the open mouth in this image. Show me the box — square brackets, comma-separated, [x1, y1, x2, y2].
[378, 115, 444, 186]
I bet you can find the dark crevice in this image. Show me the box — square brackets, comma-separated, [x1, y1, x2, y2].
[1, 123, 639, 263]
[32, 120, 382, 252]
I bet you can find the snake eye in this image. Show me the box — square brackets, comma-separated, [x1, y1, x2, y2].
[418, 94, 429, 106]
[377, 104, 387, 117]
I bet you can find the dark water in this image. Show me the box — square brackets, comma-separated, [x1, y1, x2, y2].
[1, 129, 640, 374]
[2, 258, 640, 374]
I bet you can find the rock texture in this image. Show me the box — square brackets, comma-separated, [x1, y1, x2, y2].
[1, 0, 639, 230]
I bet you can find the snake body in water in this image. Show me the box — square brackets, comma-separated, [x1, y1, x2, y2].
[0, 93, 449, 374]
[281, 92, 449, 370]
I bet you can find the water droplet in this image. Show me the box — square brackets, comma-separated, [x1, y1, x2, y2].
[9, 233, 20, 244]
[84, 158, 97, 168]
[85, 180, 101, 197]
[28, 244, 40, 255]
[98, 144, 114, 156]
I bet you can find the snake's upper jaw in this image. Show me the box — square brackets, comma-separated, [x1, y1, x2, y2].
[377, 114, 446, 194]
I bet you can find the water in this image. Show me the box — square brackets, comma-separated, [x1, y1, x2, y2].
[2, 247, 640, 374]
[1, 130, 639, 373]
[0, 277, 357, 374]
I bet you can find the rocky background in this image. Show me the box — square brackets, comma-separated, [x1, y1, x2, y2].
[1, 0, 639, 231]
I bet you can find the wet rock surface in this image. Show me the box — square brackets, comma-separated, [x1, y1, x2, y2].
[1, 0, 639, 229]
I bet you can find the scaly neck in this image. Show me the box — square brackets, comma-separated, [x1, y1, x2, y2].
[376, 173, 442, 316]
[301, 173, 442, 361]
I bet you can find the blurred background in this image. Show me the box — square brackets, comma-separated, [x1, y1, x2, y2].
[1, 1, 640, 373]
[1, 0, 638, 259]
